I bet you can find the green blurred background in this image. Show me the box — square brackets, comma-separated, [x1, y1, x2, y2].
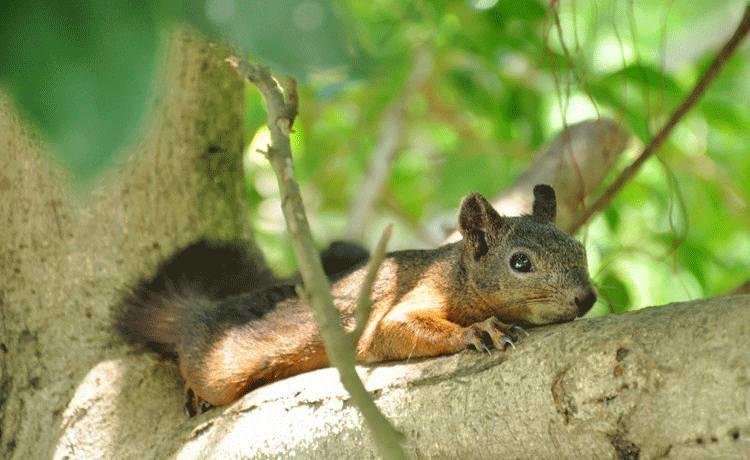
[2, 0, 748, 316]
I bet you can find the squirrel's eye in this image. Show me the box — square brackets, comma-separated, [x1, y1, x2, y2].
[510, 253, 533, 273]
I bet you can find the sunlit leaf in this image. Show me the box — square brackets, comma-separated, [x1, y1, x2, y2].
[599, 273, 631, 313]
[608, 64, 682, 97]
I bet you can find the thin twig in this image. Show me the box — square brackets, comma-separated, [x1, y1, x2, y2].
[350, 224, 393, 345]
[229, 59, 406, 459]
[570, 4, 750, 233]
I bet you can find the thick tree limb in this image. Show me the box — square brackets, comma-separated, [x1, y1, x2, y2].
[5, 15, 747, 460]
[234, 61, 405, 459]
[108, 295, 749, 459]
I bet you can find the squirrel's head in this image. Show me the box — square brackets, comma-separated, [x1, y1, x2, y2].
[457, 185, 596, 326]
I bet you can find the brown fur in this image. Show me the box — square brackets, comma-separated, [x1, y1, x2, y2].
[119, 185, 596, 414]
[186, 317, 327, 404]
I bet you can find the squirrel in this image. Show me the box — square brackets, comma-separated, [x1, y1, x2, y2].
[117, 184, 596, 416]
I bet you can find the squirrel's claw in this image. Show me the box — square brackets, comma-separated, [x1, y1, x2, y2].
[470, 342, 492, 354]
[509, 324, 529, 337]
[198, 399, 213, 414]
[463, 332, 492, 354]
[462, 317, 522, 353]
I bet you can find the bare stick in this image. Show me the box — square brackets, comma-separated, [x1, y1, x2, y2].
[229, 59, 406, 459]
[351, 224, 393, 345]
[569, 4, 750, 233]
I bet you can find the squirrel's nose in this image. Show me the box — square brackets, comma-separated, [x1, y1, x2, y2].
[574, 289, 597, 316]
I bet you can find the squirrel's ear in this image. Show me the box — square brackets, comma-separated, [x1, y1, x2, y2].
[458, 193, 503, 260]
[532, 184, 556, 223]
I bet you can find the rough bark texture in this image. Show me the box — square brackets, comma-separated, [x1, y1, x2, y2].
[0, 34, 257, 459]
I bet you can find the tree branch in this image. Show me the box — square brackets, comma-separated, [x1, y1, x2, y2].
[172, 295, 750, 458]
[569, 4, 750, 233]
[351, 224, 393, 345]
[230, 60, 406, 459]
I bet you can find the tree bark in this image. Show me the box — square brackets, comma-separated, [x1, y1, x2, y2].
[0, 34, 259, 459]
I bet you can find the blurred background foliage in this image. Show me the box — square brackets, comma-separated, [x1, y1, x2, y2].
[1, 0, 748, 316]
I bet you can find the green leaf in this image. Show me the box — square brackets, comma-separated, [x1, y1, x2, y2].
[609, 64, 682, 97]
[598, 273, 631, 313]
[603, 206, 621, 232]
[494, 0, 546, 21]
[588, 82, 651, 142]
[672, 239, 712, 291]
[0, 1, 164, 183]
[700, 98, 750, 128]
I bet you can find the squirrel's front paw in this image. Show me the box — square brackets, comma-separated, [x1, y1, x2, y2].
[462, 317, 525, 353]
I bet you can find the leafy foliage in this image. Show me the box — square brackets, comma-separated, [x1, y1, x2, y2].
[246, 0, 750, 315]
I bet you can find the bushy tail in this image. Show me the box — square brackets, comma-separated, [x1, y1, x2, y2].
[116, 239, 276, 357]
[117, 238, 369, 357]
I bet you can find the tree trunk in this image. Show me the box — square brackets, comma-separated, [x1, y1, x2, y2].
[0, 34, 259, 459]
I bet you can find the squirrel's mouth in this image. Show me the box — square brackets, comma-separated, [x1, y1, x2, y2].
[514, 301, 579, 326]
